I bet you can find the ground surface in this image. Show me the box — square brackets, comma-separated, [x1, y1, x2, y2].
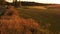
[17, 7, 60, 34]
[1, 6, 60, 34]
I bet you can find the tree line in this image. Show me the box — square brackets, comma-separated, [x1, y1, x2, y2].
[0, 0, 21, 7]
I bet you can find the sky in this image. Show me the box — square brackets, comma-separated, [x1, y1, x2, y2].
[6, 0, 60, 4]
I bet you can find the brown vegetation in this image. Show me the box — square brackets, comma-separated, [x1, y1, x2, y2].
[0, 6, 41, 34]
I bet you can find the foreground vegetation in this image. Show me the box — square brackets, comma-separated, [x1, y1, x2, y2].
[1, 6, 60, 34]
[1, 6, 49, 34]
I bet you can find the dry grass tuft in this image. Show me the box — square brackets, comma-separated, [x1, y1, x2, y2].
[0, 6, 41, 34]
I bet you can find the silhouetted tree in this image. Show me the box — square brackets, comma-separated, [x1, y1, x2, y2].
[13, 0, 21, 7]
[19, 0, 22, 7]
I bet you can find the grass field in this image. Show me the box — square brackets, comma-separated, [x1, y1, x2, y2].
[1, 6, 60, 34]
[17, 7, 60, 33]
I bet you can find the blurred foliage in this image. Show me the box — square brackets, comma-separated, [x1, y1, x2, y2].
[1, 6, 60, 34]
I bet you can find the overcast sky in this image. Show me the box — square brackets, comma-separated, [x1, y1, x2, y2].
[6, 0, 60, 4]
